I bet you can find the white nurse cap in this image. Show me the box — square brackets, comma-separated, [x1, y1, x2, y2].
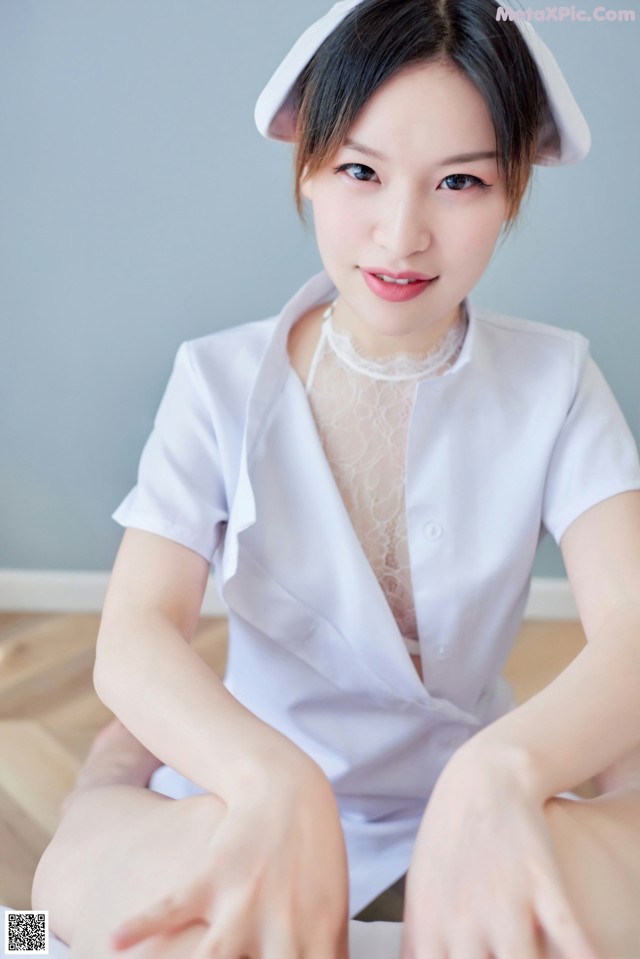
[254, 0, 591, 166]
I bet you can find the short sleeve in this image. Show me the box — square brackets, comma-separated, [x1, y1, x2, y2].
[112, 341, 228, 563]
[542, 335, 640, 544]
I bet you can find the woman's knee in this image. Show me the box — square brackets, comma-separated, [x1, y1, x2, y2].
[32, 796, 100, 943]
[543, 790, 640, 959]
[32, 785, 225, 946]
[66, 790, 228, 958]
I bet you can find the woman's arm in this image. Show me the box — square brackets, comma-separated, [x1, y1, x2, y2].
[400, 491, 640, 959]
[61, 526, 351, 957]
[94, 526, 318, 800]
[461, 491, 640, 800]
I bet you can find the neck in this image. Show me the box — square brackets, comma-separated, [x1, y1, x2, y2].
[328, 299, 464, 359]
[323, 301, 468, 383]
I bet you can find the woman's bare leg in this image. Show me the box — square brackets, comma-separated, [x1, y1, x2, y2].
[33, 721, 640, 958]
[33, 719, 224, 958]
[540, 744, 640, 958]
[542, 788, 640, 959]
[34, 784, 226, 958]
[59, 718, 164, 817]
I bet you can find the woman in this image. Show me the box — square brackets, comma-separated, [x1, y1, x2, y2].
[33, 1, 640, 956]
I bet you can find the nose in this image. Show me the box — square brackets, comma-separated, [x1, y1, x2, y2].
[372, 189, 432, 260]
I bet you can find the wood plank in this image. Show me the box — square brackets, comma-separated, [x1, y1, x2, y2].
[0, 612, 51, 634]
[0, 787, 50, 909]
[503, 619, 587, 704]
[40, 692, 114, 760]
[0, 721, 79, 836]
[0, 615, 98, 694]
[0, 653, 97, 721]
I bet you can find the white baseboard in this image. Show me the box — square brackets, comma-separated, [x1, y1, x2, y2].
[0, 570, 228, 617]
[0, 570, 577, 620]
[524, 577, 578, 620]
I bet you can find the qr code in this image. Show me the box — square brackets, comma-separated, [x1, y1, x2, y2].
[4, 910, 49, 954]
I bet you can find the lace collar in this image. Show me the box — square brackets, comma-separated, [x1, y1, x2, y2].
[322, 301, 468, 383]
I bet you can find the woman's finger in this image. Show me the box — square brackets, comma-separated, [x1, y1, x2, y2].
[486, 905, 543, 959]
[534, 882, 601, 959]
[110, 890, 202, 950]
[306, 924, 350, 959]
[399, 918, 447, 959]
[446, 926, 488, 959]
[258, 920, 299, 959]
[190, 887, 255, 959]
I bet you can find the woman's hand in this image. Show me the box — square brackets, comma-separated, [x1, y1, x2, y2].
[109, 752, 350, 958]
[399, 743, 601, 959]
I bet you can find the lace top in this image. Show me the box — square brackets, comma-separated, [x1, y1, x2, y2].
[305, 302, 468, 669]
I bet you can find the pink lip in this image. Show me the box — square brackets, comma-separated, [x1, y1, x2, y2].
[361, 268, 436, 303]
[361, 267, 435, 281]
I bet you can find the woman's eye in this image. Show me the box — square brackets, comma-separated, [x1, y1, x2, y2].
[335, 162, 379, 182]
[440, 173, 489, 191]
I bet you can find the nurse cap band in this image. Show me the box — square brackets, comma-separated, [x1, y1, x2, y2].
[254, 0, 591, 166]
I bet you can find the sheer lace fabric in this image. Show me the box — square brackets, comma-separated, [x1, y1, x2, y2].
[305, 304, 468, 667]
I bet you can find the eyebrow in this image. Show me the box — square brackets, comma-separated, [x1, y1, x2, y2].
[343, 137, 497, 166]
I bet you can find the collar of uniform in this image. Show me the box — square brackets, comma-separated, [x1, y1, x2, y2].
[441, 295, 475, 379]
[250, 269, 338, 407]
[229, 270, 477, 557]
[243, 270, 339, 454]
[227, 270, 337, 554]
[247, 269, 477, 438]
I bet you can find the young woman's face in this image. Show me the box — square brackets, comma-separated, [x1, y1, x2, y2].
[301, 60, 510, 355]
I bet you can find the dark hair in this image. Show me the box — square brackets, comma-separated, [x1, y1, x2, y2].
[293, 0, 548, 234]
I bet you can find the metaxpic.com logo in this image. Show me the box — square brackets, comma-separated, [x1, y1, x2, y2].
[496, 3, 636, 20]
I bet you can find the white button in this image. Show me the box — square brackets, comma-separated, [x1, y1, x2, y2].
[435, 644, 448, 660]
[423, 521, 443, 541]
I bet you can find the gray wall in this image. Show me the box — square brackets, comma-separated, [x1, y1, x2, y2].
[1, 1, 638, 575]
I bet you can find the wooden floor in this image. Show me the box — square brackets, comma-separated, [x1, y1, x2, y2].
[0, 612, 596, 910]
